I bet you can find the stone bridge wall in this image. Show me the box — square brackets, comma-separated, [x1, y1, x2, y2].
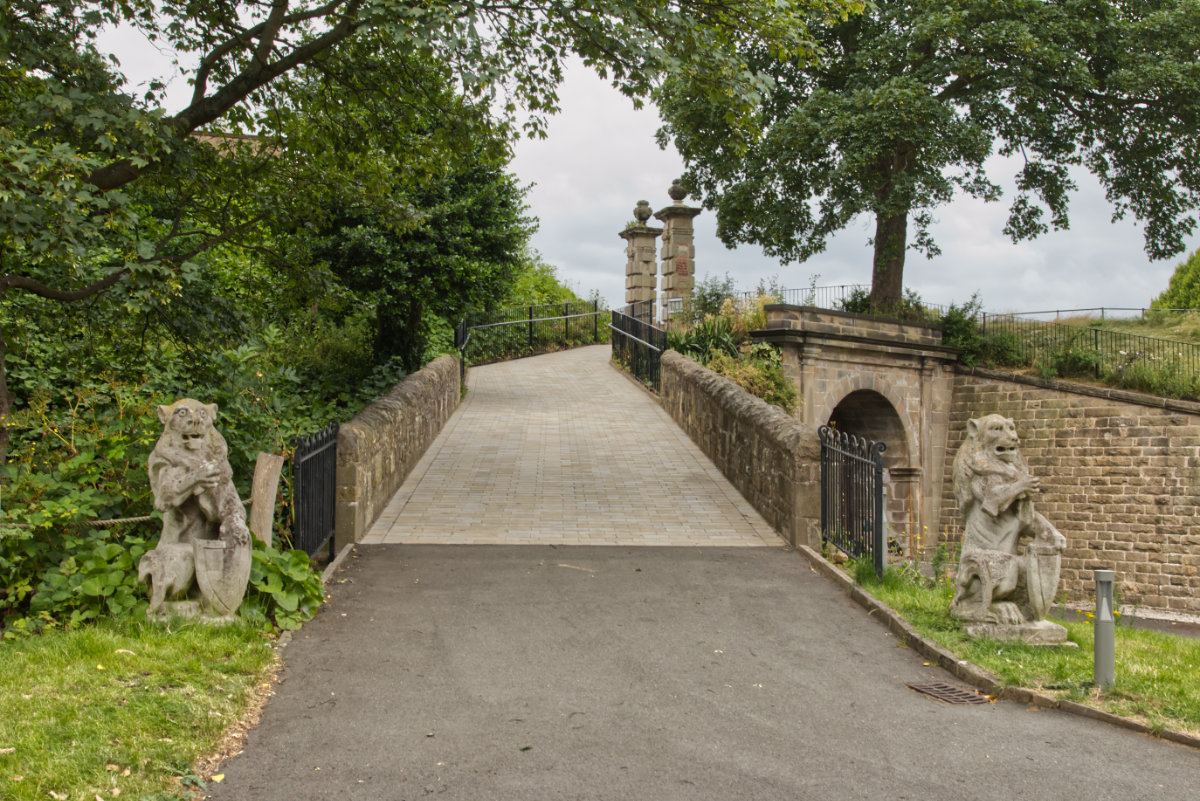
[334, 355, 461, 550]
[943, 367, 1200, 615]
[660, 350, 822, 547]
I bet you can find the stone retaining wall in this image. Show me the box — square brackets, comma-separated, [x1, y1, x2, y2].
[943, 368, 1200, 614]
[660, 350, 821, 547]
[334, 355, 460, 550]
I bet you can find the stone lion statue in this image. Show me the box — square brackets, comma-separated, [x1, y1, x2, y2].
[138, 399, 251, 620]
[950, 414, 1068, 643]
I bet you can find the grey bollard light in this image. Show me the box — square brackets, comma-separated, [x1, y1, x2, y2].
[1094, 569, 1116, 690]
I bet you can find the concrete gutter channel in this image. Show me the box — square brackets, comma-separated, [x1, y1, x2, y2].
[795, 544, 1200, 751]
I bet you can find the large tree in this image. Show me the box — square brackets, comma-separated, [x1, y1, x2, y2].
[657, 0, 1200, 310]
[0, 0, 855, 465]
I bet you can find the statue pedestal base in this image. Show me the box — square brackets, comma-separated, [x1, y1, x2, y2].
[965, 619, 1076, 646]
[147, 599, 241, 625]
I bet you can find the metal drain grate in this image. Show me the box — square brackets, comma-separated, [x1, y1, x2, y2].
[906, 682, 990, 705]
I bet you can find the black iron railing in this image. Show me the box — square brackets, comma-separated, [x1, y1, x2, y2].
[290, 421, 338, 559]
[611, 303, 668, 392]
[741, 284, 867, 309]
[819, 425, 886, 579]
[455, 300, 606, 381]
[979, 313, 1200, 381]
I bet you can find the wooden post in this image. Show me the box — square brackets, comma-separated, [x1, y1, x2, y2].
[248, 452, 286, 546]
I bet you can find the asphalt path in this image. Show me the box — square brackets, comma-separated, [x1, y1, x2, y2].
[205, 545, 1198, 800]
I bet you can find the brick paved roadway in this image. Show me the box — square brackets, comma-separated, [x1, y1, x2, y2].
[361, 345, 782, 546]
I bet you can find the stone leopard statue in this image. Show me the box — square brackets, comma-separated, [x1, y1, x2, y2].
[950, 414, 1069, 644]
[138, 399, 251, 620]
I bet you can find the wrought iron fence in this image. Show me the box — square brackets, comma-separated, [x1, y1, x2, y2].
[819, 425, 886, 579]
[290, 421, 338, 559]
[455, 300, 607, 377]
[611, 303, 668, 392]
[979, 313, 1200, 382]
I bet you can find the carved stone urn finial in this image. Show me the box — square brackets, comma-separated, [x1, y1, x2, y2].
[633, 200, 653, 223]
[668, 179, 688, 203]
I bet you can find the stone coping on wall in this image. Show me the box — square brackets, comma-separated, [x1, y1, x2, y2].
[762, 304, 945, 345]
[659, 349, 822, 547]
[334, 355, 460, 550]
[957, 365, 1200, 415]
[753, 326, 960, 361]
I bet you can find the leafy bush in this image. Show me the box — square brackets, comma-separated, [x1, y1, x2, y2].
[241, 539, 325, 631]
[1151, 247, 1200, 310]
[705, 345, 798, 413]
[28, 534, 150, 627]
[939, 294, 985, 364]
[1105, 353, 1200, 400]
[1044, 340, 1103, 379]
[839, 286, 934, 321]
[668, 315, 739, 360]
[687, 272, 740, 322]
[979, 331, 1026, 367]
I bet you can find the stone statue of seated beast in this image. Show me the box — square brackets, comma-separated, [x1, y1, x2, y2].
[950, 414, 1069, 644]
[138, 399, 252, 621]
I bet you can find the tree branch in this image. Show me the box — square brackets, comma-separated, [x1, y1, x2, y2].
[1, 267, 130, 302]
[89, 0, 366, 192]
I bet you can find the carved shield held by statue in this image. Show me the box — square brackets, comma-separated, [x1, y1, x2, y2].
[1025, 543, 1062, 621]
[193, 539, 252, 617]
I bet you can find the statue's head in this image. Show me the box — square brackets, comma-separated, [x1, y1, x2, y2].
[967, 414, 1020, 464]
[157, 399, 219, 451]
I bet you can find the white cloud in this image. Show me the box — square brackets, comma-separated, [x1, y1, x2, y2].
[92, 32, 1200, 316]
[514, 64, 1200, 315]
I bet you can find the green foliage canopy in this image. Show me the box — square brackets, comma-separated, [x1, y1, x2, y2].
[658, 0, 1200, 310]
[0, 0, 855, 464]
[1152, 248, 1200, 310]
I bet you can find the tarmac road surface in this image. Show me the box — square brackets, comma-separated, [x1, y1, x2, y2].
[204, 545, 1199, 801]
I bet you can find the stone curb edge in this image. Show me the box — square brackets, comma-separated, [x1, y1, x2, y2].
[795, 544, 1200, 751]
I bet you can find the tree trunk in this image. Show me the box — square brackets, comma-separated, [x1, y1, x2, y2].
[869, 208, 907, 311]
[0, 325, 11, 475]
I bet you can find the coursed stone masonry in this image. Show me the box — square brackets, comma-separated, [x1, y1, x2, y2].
[660, 350, 822, 547]
[655, 181, 701, 322]
[334, 355, 460, 550]
[942, 368, 1200, 615]
[619, 200, 662, 307]
[755, 306, 958, 542]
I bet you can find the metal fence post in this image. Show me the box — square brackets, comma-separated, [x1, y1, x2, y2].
[593, 299, 599, 342]
[528, 306, 534, 349]
[1094, 569, 1116, 690]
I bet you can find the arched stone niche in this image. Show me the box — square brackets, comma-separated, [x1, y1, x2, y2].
[753, 306, 959, 543]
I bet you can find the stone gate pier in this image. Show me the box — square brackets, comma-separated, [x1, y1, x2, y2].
[754, 306, 958, 543]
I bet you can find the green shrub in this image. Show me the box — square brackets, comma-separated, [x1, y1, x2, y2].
[241, 539, 324, 631]
[838, 287, 933, 321]
[979, 331, 1026, 367]
[668, 315, 739, 361]
[688, 273, 740, 323]
[1047, 341, 1103, 379]
[1105, 353, 1200, 401]
[1151, 247, 1200, 310]
[939, 294, 985, 364]
[705, 345, 798, 414]
[28, 534, 151, 627]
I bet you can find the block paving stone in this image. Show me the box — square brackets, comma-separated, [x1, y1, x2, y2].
[362, 345, 783, 547]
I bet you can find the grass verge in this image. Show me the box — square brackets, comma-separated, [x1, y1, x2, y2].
[855, 563, 1200, 738]
[0, 618, 276, 801]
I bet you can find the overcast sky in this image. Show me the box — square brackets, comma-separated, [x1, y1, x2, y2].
[102, 29, 1199, 316]
[512, 63, 1200, 315]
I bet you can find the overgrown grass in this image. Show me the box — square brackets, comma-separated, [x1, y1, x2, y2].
[855, 564, 1200, 737]
[0, 618, 275, 800]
